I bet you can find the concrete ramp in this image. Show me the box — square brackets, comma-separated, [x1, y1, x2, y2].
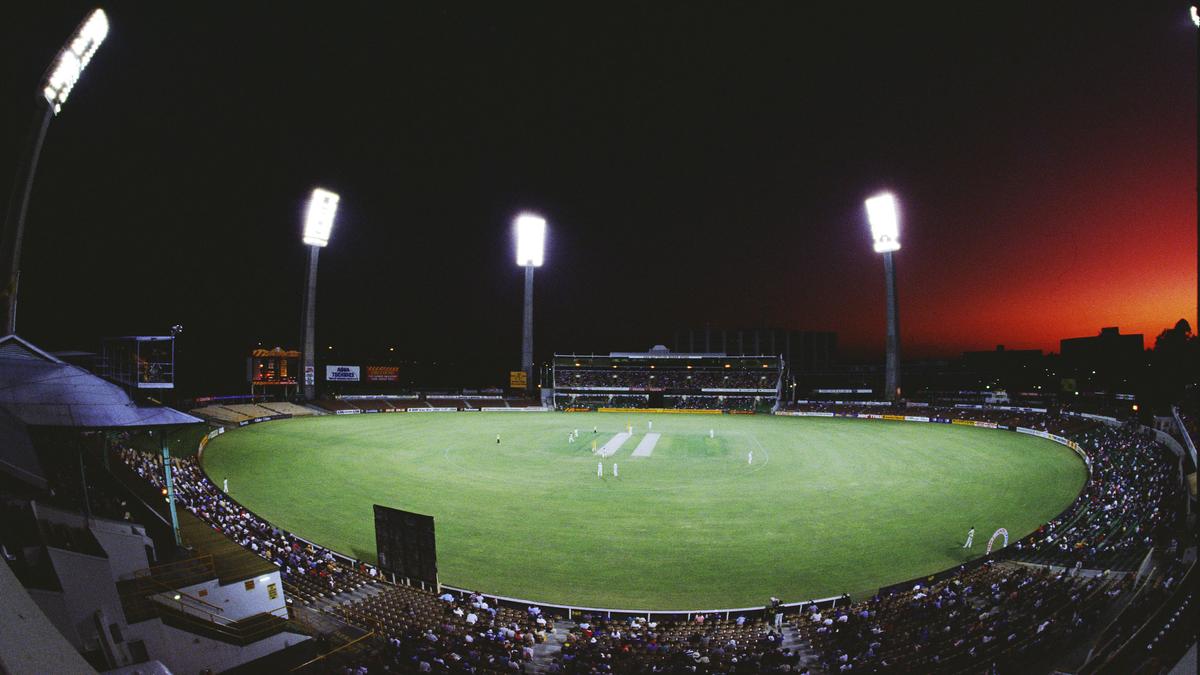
[631, 433, 660, 457]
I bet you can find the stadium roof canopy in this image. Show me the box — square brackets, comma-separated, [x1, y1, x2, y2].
[0, 335, 201, 428]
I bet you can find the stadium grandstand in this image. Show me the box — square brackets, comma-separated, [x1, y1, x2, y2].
[104, 401, 1194, 673]
[552, 346, 784, 412]
[2, 327, 1196, 674]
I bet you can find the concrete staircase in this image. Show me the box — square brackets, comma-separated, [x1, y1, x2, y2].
[528, 620, 573, 673]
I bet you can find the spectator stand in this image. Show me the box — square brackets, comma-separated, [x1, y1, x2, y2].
[110, 397, 1195, 674]
[552, 349, 784, 412]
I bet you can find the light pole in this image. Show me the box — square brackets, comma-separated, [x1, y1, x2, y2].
[865, 192, 902, 401]
[515, 213, 546, 395]
[300, 188, 340, 400]
[0, 8, 109, 335]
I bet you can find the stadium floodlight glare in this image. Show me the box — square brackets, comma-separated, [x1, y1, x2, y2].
[302, 188, 339, 247]
[515, 213, 546, 267]
[514, 212, 546, 394]
[864, 191, 903, 400]
[1, 7, 111, 334]
[42, 8, 109, 115]
[300, 188, 340, 401]
[865, 192, 901, 253]
[1192, 6, 1199, 27]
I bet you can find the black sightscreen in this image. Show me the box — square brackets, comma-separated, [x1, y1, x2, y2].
[373, 504, 437, 585]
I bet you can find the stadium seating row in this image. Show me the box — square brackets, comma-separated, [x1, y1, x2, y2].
[189, 402, 317, 423]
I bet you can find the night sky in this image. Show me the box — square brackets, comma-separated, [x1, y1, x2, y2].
[1, 3, 1195, 394]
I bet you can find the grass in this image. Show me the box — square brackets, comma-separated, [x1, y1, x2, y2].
[199, 412, 1086, 610]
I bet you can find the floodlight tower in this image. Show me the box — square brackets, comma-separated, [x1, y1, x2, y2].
[300, 188, 340, 400]
[865, 192, 902, 401]
[0, 8, 109, 335]
[515, 214, 546, 395]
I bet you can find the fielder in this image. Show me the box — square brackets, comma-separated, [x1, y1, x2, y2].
[613, 463, 619, 478]
[709, 429, 714, 439]
[963, 526, 975, 548]
[496, 434, 501, 445]
[748, 451, 753, 465]
[597, 461, 603, 478]
[223, 477, 229, 493]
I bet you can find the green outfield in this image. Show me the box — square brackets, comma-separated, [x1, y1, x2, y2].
[199, 412, 1086, 610]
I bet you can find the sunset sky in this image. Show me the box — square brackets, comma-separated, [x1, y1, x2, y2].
[0, 4, 1194, 390]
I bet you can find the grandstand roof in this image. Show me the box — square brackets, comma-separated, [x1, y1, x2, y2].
[0, 335, 202, 428]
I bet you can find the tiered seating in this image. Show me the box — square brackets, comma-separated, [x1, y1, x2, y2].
[559, 613, 790, 673]
[395, 399, 430, 410]
[223, 404, 283, 419]
[504, 398, 540, 407]
[189, 405, 251, 424]
[426, 397, 464, 409]
[330, 587, 551, 673]
[256, 401, 317, 416]
[796, 562, 1124, 673]
[466, 398, 503, 409]
[348, 399, 395, 412]
[282, 567, 375, 606]
[315, 399, 358, 412]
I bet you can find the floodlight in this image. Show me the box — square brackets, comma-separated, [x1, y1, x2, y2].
[42, 9, 109, 115]
[1192, 6, 1199, 27]
[303, 188, 339, 247]
[515, 214, 546, 267]
[865, 192, 901, 253]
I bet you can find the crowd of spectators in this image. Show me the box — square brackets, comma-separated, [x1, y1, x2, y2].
[802, 562, 1124, 673]
[553, 613, 800, 674]
[555, 393, 776, 412]
[111, 401, 1187, 674]
[119, 448, 366, 596]
[331, 591, 550, 673]
[555, 368, 779, 391]
[669, 395, 720, 410]
[1014, 422, 1177, 569]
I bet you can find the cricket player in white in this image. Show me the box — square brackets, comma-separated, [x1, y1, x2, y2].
[613, 463, 618, 477]
[597, 461, 603, 477]
[223, 477, 229, 493]
[963, 526, 975, 548]
[748, 451, 753, 465]
[709, 429, 714, 438]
